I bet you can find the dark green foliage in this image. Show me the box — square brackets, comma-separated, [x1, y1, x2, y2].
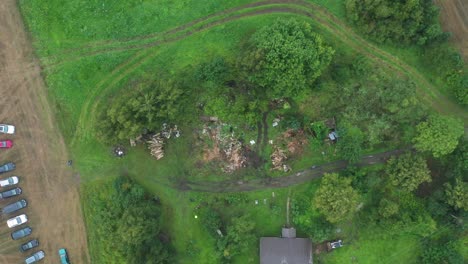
[385, 152, 431, 192]
[444, 178, 468, 211]
[423, 44, 468, 105]
[332, 66, 425, 147]
[199, 207, 223, 236]
[217, 215, 256, 260]
[336, 124, 364, 163]
[98, 80, 183, 142]
[421, 239, 464, 264]
[378, 198, 399, 218]
[414, 114, 464, 157]
[314, 173, 361, 223]
[240, 18, 334, 99]
[310, 121, 328, 139]
[196, 57, 229, 83]
[345, 0, 444, 45]
[84, 176, 171, 264]
[291, 193, 334, 242]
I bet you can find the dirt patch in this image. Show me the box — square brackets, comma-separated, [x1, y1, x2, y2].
[435, 0, 468, 61]
[0, 1, 89, 263]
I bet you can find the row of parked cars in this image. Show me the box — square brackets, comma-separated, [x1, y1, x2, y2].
[0, 124, 46, 264]
[1, 124, 72, 264]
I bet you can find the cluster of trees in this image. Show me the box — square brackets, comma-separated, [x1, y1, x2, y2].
[197, 206, 256, 262]
[97, 80, 184, 143]
[84, 176, 171, 264]
[199, 19, 334, 126]
[345, 0, 444, 45]
[308, 137, 467, 261]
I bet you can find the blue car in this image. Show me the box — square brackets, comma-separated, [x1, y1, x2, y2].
[58, 248, 70, 264]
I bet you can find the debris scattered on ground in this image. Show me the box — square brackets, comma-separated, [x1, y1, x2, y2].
[199, 123, 247, 173]
[113, 146, 126, 157]
[269, 129, 308, 171]
[147, 134, 165, 160]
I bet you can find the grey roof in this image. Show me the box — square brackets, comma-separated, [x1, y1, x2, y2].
[282, 227, 296, 238]
[260, 237, 313, 264]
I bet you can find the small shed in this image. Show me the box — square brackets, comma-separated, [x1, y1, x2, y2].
[260, 228, 313, 264]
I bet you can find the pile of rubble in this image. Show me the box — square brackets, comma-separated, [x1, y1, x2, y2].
[271, 147, 290, 172]
[130, 123, 181, 160]
[270, 129, 308, 172]
[200, 123, 247, 173]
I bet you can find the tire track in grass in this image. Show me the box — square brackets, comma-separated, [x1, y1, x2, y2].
[72, 0, 466, 147]
[41, 0, 306, 67]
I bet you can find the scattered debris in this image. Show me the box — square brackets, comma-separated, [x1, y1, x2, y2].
[269, 140, 273, 144]
[216, 229, 224, 237]
[199, 123, 247, 173]
[271, 147, 289, 171]
[250, 140, 256, 145]
[113, 146, 126, 158]
[147, 134, 164, 160]
[327, 240, 344, 251]
[255, 200, 259, 205]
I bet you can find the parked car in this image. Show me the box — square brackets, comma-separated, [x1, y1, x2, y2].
[0, 162, 15, 174]
[7, 214, 28, 228]
[0, 124, 15, 134]
[0, 187, 22, 199]
[11, 226, 32, 240]
[20, 239, 39, 252]
[0, 176, 19, 187]
[0, 140, 13, 149]
[2, 199, 27, 214]
[58, 248, 70, 264]
[327, 240, 344, 251]
[25, 250, 45, 264]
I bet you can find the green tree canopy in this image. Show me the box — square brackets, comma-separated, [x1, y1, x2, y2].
[345, 0, 444, 45]
[444, 178, 468, 211]
[240, 18, 334, 99]
[337, 124, 364, 163]
[220, 215, 256, 259]
[413, 114, 464, 157]
[314, 173, 360, 223]
[385, 152, 431, 192]
[98, 80, 183, 142]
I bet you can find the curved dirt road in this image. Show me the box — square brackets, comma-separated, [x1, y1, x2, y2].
[0, 1, 89, 263]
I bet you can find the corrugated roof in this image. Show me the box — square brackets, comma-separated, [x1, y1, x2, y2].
[260, 237, 313, 264]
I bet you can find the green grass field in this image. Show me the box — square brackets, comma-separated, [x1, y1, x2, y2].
[19, 0, 465, 263]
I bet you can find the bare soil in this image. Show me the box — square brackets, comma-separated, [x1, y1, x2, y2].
[435, 0, 468, 61]
[0, 1, 90, 263]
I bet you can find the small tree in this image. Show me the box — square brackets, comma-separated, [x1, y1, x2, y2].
[337, 125, 364, 163]
[445, 178, 468, 211]
[98, 81, 183, 143]
[386, 152, 431, 192]
[314, 173, 360, 223]
[413, 114, 464, 157]
[240, 18, 334, 99]
[378, 198, 399, 218]
[220, 215, 256, 259]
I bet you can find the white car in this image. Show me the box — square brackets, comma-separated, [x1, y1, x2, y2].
[0, 176, 19, 187]
[7, 214, 28, 228]
[0, 124, 15, 134]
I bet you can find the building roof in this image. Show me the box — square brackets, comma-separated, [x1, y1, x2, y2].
[260, 237, 313, 264]
[282, 227, 296, 238]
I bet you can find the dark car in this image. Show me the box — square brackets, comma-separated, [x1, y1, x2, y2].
[20, 239, 39, 252]
[11, 226, 32, 240]
[2, 199, 27, 214]
[0, 187, 22, 199]
[0, 162, 15, 174]
[25, 250, 45, 264]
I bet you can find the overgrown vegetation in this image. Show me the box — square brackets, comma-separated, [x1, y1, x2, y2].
[83, 176, 172, 264]
[19, 0, 467, 263]
[345, 0, 444, 45]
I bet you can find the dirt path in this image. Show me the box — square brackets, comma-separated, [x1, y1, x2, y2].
[0, 1, 90, 263]
[183, 149, 407, 192]
[435, 0, 468, 61]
